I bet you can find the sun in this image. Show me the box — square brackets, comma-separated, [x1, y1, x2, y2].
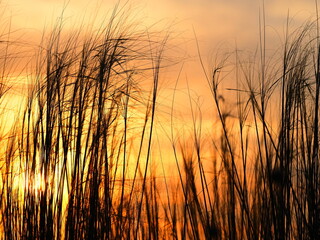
[23, 171, 46, 196]
[33, 173, 45, 193]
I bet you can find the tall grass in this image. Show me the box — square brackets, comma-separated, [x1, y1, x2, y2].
[1, 3, 320, 240]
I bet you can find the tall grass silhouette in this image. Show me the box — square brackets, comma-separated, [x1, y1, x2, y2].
[1, 3, 320, 240]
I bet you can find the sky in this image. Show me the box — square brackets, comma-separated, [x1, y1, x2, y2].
[3, 0, 318, 85]
[4, 0, 318, 51]
[1, 0, 319, 137]
[0, 0, 317, 179]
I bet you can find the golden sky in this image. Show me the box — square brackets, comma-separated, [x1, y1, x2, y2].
[2, 0, 316, 87]
[4, 0, 318, 49]
[1, 0, 319, 142]
[1, 0, 317, 96]
[1, 0, 317, 80]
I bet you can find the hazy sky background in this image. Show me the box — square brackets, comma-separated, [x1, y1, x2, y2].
[0, 0, 317, 172]
[4, 0, 318, 82]
[5, 0, 317, 46]
[1, 0, 319, 132]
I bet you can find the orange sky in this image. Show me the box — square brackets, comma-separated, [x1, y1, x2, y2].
[0, 1, 316, 81]
[0, 0, 316, 191]
[1, 0, 319, 149]
[2, 0, 316, 91]
[4, 1, 318, 51]
[1, 0, 317, 99]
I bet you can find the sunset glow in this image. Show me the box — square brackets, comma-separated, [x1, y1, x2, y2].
[1, 0, 320, 239]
